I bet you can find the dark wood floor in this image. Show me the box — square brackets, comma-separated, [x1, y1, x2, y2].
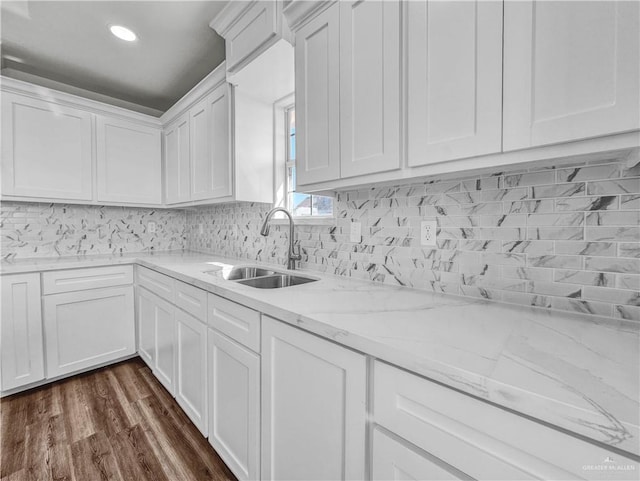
[0, 357, 237, 481]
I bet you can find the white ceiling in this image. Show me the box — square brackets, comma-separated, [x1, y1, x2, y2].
[0, 1, 230, 116]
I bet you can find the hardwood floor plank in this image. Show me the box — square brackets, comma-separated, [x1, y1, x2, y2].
[58, 376, 95, 444]
[110, 425, 169, 481]
[0, 394, 28, 478]
[84, 370, 135, 438]
[109, 360, 151, 403]
[1, 358, 236, 481]
[134, 396, 235, 481]
[70, 432, 123, 481]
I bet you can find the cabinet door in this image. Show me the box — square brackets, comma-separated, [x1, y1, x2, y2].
[96, 116, 162, 204]
[189, 97, 212, 201]
[208, 84, 233, 199]
[0, 273, 45, 391]
[155, 293, 176, 395]
[165, 114, 191, 204]
[1, 93, 92, 200]
[225, 0, 279, 72]
[295, 3, 341, 185]
[261, 316, 367, 481]
[175, 309, 208, 435]
[43, 286, 135, 378]
[503, 0, 640, 150]
[136, 287, 157, 368]
[407, 0, 503, 166]
[372, 429, 467, 481]
[340, 0, 401, 178]
[208, 329, 260, 481]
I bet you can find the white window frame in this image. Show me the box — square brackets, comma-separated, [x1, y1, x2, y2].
[272, 95, 335, 225]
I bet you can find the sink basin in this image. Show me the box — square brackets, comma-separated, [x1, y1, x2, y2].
[223, 266, 277, 280]
[203, 266, 276, 280]
[236, 274, 318, 289]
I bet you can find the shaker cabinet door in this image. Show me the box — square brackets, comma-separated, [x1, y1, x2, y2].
[165, 114, 191, 204]
[503, 0, 640, 150]
[261, 316, 367, 481]
[96, 116, 162, 204]
[1, 93, 93, 200]
[406, 0, 503, 166]
[0, 273, 45, 392]
[340, 0, 401, 178]
[294, 3, 341, 186]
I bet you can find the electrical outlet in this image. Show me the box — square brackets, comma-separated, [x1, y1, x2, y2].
[420, 220, 437, 246]
[199, 224, 204, 234]
[147, 221, 157, 233]
[350, 222, 362, 243]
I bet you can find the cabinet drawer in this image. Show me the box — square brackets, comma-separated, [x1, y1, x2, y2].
[208, 294, 260, 352]
[175, 280, 207, 321]
[372, 428, 465, 481]
[43, 265, 133, 294]
[136, 266, 175, 300]
[373, 361, 638, 480]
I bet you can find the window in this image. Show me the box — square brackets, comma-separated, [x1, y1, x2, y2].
[286, 108, 333, 217]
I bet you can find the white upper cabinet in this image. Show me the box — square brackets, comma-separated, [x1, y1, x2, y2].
[340, 0, 401, 178]
[190, 84, 233, 201]
[407, 0, 503, 166]
[96, 116, 162, 204]
[208, 84, 233, 199]
[164, 114, 191, 204]
[223, 1, 280, 73]
[189, 97, 212, 201]
[1, 93, 92, 200]
[295, 3, 341, 185]
[503, 0, 640, 150]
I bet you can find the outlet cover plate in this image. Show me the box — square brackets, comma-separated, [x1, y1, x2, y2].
[148, 221, 157, 233]
[350, 222, 362, 243]
[420, 220, 437, 246]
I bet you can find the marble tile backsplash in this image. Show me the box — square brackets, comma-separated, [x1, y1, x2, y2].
[187, 158, 640, 321]
[1, 202, 187, 258]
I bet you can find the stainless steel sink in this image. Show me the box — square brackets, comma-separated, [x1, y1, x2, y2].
[223, 266, 276, 280]
[236, 274, 318, 289]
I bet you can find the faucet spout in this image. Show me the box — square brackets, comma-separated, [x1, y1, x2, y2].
[260, 207, 302, 270]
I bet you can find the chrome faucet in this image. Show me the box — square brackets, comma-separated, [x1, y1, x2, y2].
[260, 207, 302, 270]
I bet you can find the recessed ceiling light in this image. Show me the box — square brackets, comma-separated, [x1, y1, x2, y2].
[109, 25, 137, 42]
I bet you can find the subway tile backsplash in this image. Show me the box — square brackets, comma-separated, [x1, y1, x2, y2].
[188, 158, 639, 321]
[1, 203, 187, 258]
[1, 157, 638, 321]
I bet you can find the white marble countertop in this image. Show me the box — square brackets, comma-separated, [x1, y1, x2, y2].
[2, 250, 639, 456]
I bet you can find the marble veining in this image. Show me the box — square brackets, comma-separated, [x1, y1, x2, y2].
[187, 158, 640, 321]
[3, 251, 636, 456]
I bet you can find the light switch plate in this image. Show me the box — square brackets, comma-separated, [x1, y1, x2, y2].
[420, 220, 437, 246]
[148, 221, 157, 233]
[350, 222, 362, 243]
[199, 224, 204, 235]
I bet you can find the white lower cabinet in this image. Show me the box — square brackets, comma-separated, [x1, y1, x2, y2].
[208, 329, 260, 481]
[261, 315, 367, 481]
[43, 286, 135, 378]
[153, 292, 177, 396]
[176, 308, 208, 436]
[0, 273, 45, 392]
[372, 429, 466, 481]
[373, 360, 638, 481]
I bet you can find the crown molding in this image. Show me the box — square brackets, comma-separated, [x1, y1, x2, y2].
[209, 0, 256, 36]
[160, 61, 227, 126]
[0, 75, 162, 127]
[283, 0, 335, 33]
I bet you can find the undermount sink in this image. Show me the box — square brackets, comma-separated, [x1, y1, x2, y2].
[236, 274, 318, 289]
[223, 266, 276, 280]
